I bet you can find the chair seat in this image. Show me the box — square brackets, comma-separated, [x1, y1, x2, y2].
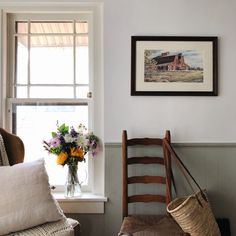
[119, 215, 188, 236]
[8, 218, 76, 236]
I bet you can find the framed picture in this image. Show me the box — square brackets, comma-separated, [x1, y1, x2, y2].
[131, 36, 218, 96]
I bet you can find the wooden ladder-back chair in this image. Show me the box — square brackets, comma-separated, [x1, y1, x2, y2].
[119, 130, 187, 236]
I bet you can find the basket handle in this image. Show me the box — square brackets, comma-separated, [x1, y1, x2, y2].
[163, 138, 208, 204]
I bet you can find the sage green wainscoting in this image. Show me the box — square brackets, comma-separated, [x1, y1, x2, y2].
[67, 143, 236, 236]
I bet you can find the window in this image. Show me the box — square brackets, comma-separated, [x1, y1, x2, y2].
[13, 20, 90, 98]
[6, 13, 95, 191]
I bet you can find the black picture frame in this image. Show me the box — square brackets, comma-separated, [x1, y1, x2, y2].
[131, 36, 218, 96]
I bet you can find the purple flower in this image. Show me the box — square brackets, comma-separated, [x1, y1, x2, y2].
[49, 137, 61, 147]
[91, 148, 99, 157]
[59, 135, 65, 145]
[70, 127, 77, 137]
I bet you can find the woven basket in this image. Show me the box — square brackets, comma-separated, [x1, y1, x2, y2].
[167, 190, 221, 236]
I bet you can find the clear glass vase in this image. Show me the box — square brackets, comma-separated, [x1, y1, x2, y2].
[64, 163, 82, 198]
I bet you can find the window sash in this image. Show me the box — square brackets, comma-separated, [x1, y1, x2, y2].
[7, 13, 93, 99]
[13, 20, 89, 99]
[7, 98, 93, 192]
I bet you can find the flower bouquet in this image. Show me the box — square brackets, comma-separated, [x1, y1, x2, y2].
[43, 123, 99, 197]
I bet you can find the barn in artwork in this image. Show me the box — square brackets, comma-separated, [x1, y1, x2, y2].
[152, 52, 190, 71]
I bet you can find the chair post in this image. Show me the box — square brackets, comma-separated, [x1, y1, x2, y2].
[164, 130, 172, 204]
[122, 130, 128, 218]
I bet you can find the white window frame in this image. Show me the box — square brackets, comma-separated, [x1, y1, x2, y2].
[0, 3, 104, 202]
[8, 13, 93, 100]
[7, 13, 94, 192]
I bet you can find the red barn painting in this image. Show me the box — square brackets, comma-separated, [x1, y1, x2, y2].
[151, 52, 190, 71]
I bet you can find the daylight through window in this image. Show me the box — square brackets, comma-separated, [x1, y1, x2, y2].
[7, 15, 93, 191]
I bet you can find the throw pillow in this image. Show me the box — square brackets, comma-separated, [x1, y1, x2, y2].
[0, 159, 64, 235]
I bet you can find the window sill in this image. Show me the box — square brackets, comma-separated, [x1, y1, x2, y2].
[53, 192, 108, 214]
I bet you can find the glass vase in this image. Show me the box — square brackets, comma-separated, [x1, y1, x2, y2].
[64, 163, 82, 198]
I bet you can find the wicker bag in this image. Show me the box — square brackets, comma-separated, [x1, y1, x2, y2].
[163, 139, 221, 236]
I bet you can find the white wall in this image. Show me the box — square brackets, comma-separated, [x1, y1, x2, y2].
[103, 0, 236, 143]
[0, 0, 236, 142]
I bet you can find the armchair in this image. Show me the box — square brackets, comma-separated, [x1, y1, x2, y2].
[0, 128, 80, 236]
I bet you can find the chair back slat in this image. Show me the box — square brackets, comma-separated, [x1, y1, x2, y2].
[128, 194, 166, 203]
[128, 176, 166, 184]
[127, 156, 164, 165]
[127, 138, 163, 146]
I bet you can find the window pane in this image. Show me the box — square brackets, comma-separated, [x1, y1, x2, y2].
[16, 86, 28, 98]
[76, 86, 89, 98]
[30, 22, 73, 33]
[14, 104, 89, 185]
[30, 36, 73, 84]
[76, 35, 88, 46]
[30, 86, 74, 98]
[16, 22, 28, 33]
[76, 22, 88, 33]
[16, 36, 28, 84]
[76, 36, 89, 84]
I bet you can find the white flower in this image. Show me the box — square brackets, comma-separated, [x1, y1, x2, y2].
[64, 134, 75, 143]
[78, 124, 87, 134]
[76, 135, 86, 147]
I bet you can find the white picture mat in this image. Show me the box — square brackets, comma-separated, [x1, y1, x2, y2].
[136, 41, 213, 92]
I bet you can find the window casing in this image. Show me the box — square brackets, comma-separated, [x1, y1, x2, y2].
[6, 13, 95, 192]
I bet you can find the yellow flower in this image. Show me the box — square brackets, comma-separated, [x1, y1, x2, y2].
[57, 152, 68, 165]
[70, 147, 84, 159]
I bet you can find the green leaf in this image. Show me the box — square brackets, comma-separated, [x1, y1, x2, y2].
[58, 123, 69, 135]
[51, 132, 57, 138]
[50, 146, 62, 155]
